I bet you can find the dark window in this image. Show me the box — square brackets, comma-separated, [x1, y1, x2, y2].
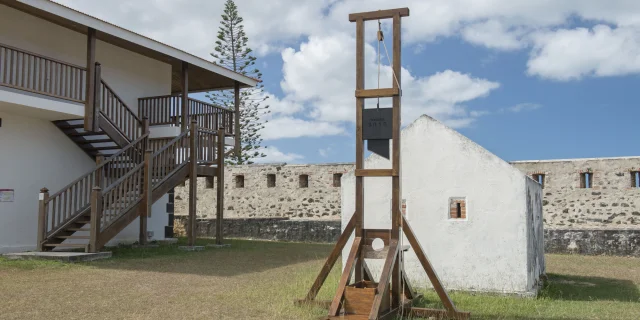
[632, 171, 640, 188]
[267, 174, 276, 188]
[580, 172, 593, 188]
[299, 174, 309, 188]
[235, 175, 245, 188]
[449, 198, 466, 219]
[532, 174, 545, 188]
[333, 173, 343, 187]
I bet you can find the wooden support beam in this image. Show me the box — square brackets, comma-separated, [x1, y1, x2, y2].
[355, 169, 395, 177]
[368, 240, 398, 320]
[354, 16, 365, 284]
[216, 127, 225, 245]
[355, 88, 400, 98]
[181, 61, 189, 132]
[84, 27, 96, 131]
[402, 215, 458, 313]
[139, 149, 152, 245]
[89, 186, 102, 253]
[95, 154, 104, 187]
[187, 119, 198, 246]
[234, 81, 241, 159]
[349, 8, 410, 22]
[37, 188, 49, 252]
[302, 214, 356, 301]
[329, 236, 362, 316]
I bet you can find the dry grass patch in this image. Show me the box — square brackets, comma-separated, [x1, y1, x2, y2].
[1, 239, 638, 320]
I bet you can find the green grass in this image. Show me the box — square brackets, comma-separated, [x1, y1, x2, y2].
[1, 238, 638, 319]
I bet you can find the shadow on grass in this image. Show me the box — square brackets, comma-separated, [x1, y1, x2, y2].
[541, 273, 640, 303]
[86, 237, 334, 277]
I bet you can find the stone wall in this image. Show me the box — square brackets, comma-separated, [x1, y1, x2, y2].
[511, 157, 640, 229]
[545, 229, 640, 256]
[174, 163, 353, 219]
[174, 217, 342, 243]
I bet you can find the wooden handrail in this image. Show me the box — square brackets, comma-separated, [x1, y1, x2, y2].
[99, 79, 143, 141]
[138, 94, 234, 134]
[0, 43, 87, 103]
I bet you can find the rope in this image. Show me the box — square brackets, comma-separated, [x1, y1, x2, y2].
[377, 20, 382, 109]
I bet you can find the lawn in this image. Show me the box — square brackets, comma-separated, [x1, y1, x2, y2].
[0, 238, 638, 320]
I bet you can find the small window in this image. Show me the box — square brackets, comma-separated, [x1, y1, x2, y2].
[299, 174, 309, 188]
[580, 172, 593, 188]
[235, 175, 245, 188]
[631, 171, 640, 188]
[449, 198, 466, 219]
[267, 174, 276, 188]
[532, 174, 545, 188]
[333, 173, 343, 187]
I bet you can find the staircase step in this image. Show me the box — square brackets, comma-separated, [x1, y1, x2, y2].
[43, 243, 87, 248]
[57, 123, 84, 129]
[76, 220, 91, 224]
[68, 131, 105, 137]
[88, 146, 121, 151]
[56, 236, 90, 239]
[75, 139, 114, 144]
[68, 228, 90, 232]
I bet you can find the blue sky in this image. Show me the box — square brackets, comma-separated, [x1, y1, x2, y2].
[56, 0, 640, 164]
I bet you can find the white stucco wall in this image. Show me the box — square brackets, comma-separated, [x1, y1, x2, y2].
[0, 5, 172, 115]
[341, 115, 542, 295]
[0, 6, 173, 253]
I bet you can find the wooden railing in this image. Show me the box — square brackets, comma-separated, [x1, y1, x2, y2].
[138, 95, 234, 134]
[100, 163, 144, 230]
[39, 133, 148, 239]
[197, 128, 219, 164]
[151, 131, 190, 188]
[99, 79, 143, 141]
[0, 43, 86, 103]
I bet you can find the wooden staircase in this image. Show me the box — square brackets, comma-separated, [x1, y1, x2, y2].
[53, 118, 123, 158]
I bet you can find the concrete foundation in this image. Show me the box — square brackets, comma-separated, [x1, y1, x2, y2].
[3, 251, 112, 262]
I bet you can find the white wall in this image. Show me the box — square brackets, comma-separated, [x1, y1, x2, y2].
[0, 6, 173, 252]
[342, 115, 540, 295]
[0, 5, 172, 115]
[525, 177, 545, 292]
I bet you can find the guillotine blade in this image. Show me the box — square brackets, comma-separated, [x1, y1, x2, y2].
[363, 108, 392, 159]
[367, 139, 389, 159]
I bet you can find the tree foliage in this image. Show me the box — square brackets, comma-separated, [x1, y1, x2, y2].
[207, 0, 269, 164]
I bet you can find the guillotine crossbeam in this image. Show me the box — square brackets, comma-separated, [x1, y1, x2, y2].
[348, 8, 410, 22]
[355, 88, 400, 98]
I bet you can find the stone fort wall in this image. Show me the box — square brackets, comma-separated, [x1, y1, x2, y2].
[174, 163, 352, 219]
[511, 156, 640, 229]
[175, 157, 640, 230]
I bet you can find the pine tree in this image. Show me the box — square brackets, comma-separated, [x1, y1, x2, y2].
[207, 0, 269, 164]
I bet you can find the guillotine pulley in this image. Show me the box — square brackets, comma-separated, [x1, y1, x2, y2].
[295, 8, 470, 320]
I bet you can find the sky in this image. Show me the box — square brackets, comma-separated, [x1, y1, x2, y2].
[54, 0, 640, 164]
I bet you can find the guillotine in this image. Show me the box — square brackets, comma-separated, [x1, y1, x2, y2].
[296, 8, 470, 320]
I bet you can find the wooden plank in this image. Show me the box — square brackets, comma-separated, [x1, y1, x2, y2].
[84, 28, 96, 131]
[303, 214, 356, 301]
[181, 61, 189, 132]
[187, 120, 197, 246]
[88, 187, 101, 253]
[402, 215, 458, 313]
[362, 245, 388, 259]
[348, 8, 410, 22]
[355, 88, 399, 98]
[409, 307, 471, 320]
[215, 127, 225, 245]
[368, 240, 398, 320]
[390, 13, 403, 308]
[355, 169, 395, 177]
[329, 236, 362, 316]
[354, 16, 365, 284]
[234, 81, 240, 157]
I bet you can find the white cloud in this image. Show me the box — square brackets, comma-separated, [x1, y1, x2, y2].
[505, 103, 542, 113]
[461, 20, 528, 51]
[262, 117, 346, 140]
[528, 25, 640, 80]
[318, 147, 332, 158]
[253, 146, 303, 163]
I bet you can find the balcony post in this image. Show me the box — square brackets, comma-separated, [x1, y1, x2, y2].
[187, 119, 198, 246]
[95, 153, 104, 188]
[37, 188, 49, 252]
[84, 27, 96, 131]
[139, 149, 152, 245]
[216, 126, 225, 245]
[181, 61, 189, 132]
[92, 62, 101, 130]
[234, 81, 241, 159]
[89, 186, 102, 253]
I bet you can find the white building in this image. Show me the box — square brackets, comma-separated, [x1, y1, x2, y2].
[342, 115, 545, 296]
[0, 0, 256, 253]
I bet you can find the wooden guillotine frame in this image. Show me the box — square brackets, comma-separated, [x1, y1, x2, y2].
[296, 8, 470, 320]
